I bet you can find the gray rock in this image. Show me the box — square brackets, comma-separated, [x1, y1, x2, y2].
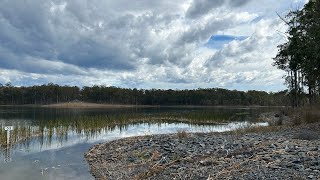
[128, 156, 136, 162]
[199, 160, 212, 166]
[270, 144, 277, 148]
[85, 123, 320, 180]
[310, 160, 319, 166]
[308, 175, 314, 179]
[293, 164, 304, 170]
[199, 143, 205, 148]
[292, 159, 302, 164]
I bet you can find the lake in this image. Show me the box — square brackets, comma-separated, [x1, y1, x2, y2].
[0, 106, 279, 179]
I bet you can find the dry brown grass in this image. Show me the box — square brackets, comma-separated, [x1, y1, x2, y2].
[177, 130, 188, 139]
[231, 125, 283, 135]
[150, 151, 161, 161]
[290, 105, 320, 125]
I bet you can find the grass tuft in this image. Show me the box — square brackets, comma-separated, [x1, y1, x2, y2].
[231, 125, 282, 135]
[177, 130, 188, 139]
[150, 150, 161, 161]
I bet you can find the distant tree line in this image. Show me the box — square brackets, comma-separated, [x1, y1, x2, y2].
[0, 83, 288, 106]
[274, 0, 320, 107]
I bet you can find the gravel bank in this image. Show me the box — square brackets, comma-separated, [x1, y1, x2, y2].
[85, 122, 320, 180]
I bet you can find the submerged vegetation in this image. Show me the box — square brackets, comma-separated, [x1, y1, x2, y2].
[0, 107, 272, 148]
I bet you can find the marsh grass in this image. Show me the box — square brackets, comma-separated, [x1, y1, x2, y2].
[0, 129, 6, 146]
[0, 125, 37, 149]
[2, 112, 218, 147]
[0, 109, 261, 147]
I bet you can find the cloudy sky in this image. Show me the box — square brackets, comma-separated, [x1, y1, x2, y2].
[0, 0, 308, 91]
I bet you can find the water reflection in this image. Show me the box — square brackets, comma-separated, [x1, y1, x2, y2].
[0, 108, 266, 150]
[2, 126, 13, 163]
[0, 106, 275, 179]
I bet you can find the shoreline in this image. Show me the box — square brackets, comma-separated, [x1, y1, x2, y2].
[0, 102, 285, 109]
[85, 115, 320, 179]
[42, 102, 154, 109]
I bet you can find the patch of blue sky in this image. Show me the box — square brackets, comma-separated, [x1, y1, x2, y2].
[205, 35, 248, 49]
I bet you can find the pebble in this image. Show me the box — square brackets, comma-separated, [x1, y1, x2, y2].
[270, 144, 276, 148]
[308, 175, 314, 179]
[85, 122, 320, 179]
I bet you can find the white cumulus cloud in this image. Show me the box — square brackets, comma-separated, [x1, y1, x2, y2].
[0, 0, 305, 91]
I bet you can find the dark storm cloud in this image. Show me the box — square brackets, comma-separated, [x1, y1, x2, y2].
[57, 38, 135, 70]
[0, 0, 140, 73]
[186, 0, 224, 19]
[186, 0, 252, 19]
[0, 0, 254, 74]
[178, 18, 234, 44]
[0, 0, 295, 91]
[0, 1, 54, 58]
[229, 0, 252, 8]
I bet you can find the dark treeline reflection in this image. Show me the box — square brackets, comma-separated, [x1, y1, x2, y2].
[0, 107, 275, 148]
[0, 83, 288, 106]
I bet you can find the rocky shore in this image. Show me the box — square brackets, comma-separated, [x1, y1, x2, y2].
[85, 116, 320, 179]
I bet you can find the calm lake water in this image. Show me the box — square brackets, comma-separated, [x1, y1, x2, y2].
[0, 106, 279, 180]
